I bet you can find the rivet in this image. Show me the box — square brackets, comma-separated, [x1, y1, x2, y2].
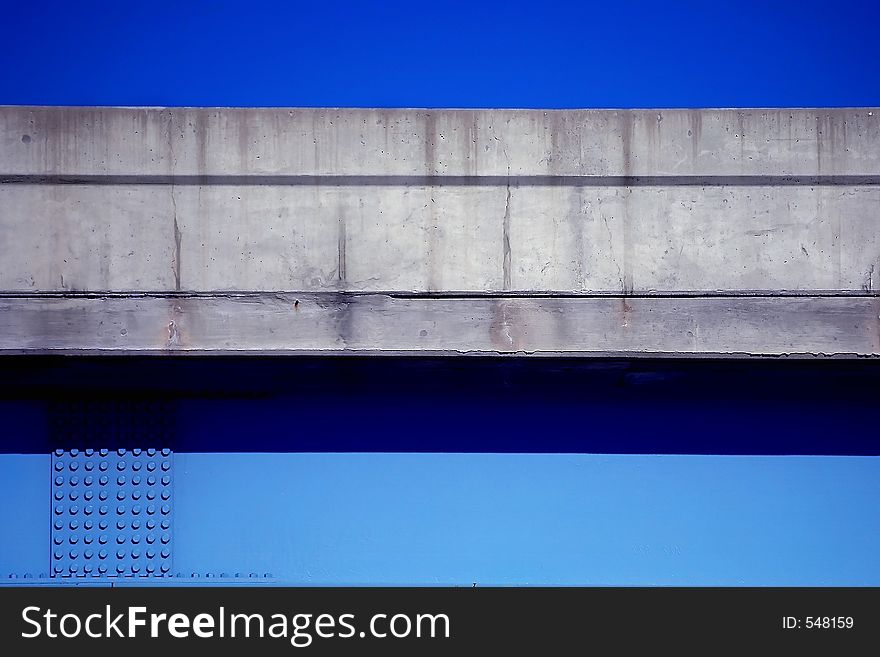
[69, 476, 79, 486]
[54, 461, 64, 471]
[99, 475, 109, 485]
[117, 449, 127, 456]
[99, 535, 108, 545]
[133, 449, 142, 456]
[161, 475, 171, 486]
[69, 462, 78, 472]
[117, 461, 126, 471]
[84, 491, 93, 501]
[70, 449, 79, 457]
[99, 491, 108, 501]
[99, 462, 108, 472]
[54, 476, 64, 486]
[117, 476, 126, 485]
[117, 505, 126, 514]
[99, 449, 108, 457]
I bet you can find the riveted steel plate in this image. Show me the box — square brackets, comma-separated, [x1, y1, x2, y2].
[51, 448, 173, 577]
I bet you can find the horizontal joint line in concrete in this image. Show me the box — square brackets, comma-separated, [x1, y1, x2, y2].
[2, 174, 880, 187]
[1, 291, 879, 300]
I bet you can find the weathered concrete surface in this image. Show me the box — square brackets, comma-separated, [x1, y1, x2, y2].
[1, 107, 879, 294]
[0, 106, 878, 356]
[0, 294, 877, 357]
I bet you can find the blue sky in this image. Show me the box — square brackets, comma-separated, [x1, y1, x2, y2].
[1, 0, 877, 108]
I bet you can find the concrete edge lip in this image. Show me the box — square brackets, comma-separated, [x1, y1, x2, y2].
[1, 295, 877, 358]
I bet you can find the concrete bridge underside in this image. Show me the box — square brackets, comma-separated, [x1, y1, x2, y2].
[1, 106, 878, 356]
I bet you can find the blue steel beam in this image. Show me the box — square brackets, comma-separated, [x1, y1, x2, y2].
[1, 358, 879, 586]
[2, 452, 879, 585]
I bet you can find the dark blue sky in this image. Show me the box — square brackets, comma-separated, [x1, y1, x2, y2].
[1, 0, 877, 108]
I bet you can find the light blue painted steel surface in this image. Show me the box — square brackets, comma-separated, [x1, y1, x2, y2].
[172, 453, 880, 585]
[0, 454, 49, 578]
[3, 453, 879, 585]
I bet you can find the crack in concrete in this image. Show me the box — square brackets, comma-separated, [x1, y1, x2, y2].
[602, 213, 624, 292]
[502, 147, 512, 291]
[502, 181, 512, 291]
[168, 113, 182, 292]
